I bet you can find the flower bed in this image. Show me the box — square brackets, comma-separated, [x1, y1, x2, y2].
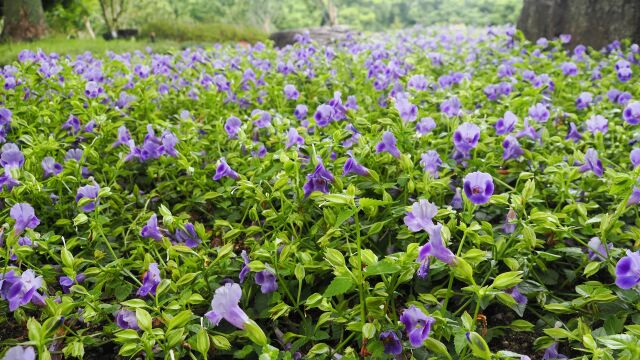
[1, 26, 640, 359]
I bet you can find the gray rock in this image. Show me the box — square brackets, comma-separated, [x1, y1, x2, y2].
[269, 26, 354, 48]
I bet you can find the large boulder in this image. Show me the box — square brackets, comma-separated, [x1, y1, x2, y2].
[269, 26, 353, 48]
[517, 0, 640, 49]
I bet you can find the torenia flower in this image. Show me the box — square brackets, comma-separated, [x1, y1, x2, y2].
[255, 267, 278, 294]
[630, 149, 640, 168]
[137, 263, 161, 297]
[41, 156, 63, 178]
[395, 94, 417, 122]
[404, 199, 438, 232]
[565, 122, 582, 142]
[283, 84, 299, 100]
[224, 116, 242, 139]
[303, 158, 334, 198]
[10, 203, 40, 235]
[420, 150, 442, 178]
[542, 343, 568, 360]
[239, 250, 250, 283]
[614, 250, 640, 289]
[379, 330, 403, 355]
[213, 158, 239, 181]
[623, 101, 640, 125]
[587, 237, 610, 261]
[453, 122, 480, 153]
[416, 117, 436, 135]
[463, 171, 494, 205]
[400, 305, 435, 347]
[175, 223, 201, 248]
[506, 285, 527, 305]
[141, 214, 163, 241]
[578, 148, 604, 177]
[115, 309, 140, 330]
[375, 131, 401, 158]
[502, 135, 524, 160]
[343, 155, 369, 177]
[528, 103, 549, 122]
[2, 346, 36, 360]
[495, 111, 517, 135]
[76, 183, 100, 212]
[416, 223, 456, 278]
[285, 128, 304, 149]
[205, 283, 251, 329]
[585, 115, 608, 134]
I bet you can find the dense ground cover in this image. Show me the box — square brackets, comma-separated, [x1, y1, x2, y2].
[1, 26, 640, 359]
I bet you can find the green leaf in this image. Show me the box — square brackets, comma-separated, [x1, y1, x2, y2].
[424, 338, 452, 359]
[364, 259, 401, 276]
[323, 276, 353, 297]
[491, 271, 523, 289]
[212, 335, 232, 350]
[135, 308, 153, 332]
[195, 328, 210, 356]
[167, 310, 193, 331]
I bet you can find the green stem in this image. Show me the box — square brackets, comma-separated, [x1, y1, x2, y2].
[442, 231, 468, 312]
[354, 208, 367, 331]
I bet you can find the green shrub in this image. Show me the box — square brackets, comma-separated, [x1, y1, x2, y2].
[141, 20, 267, 43]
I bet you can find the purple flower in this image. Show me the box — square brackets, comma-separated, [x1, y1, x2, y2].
[400, 305, 435, 347]
[2, 269, 44, 311]
[623, 101, 640, 125]
[542, 343, 568, 360]
[294, 104, 308, 120]
[404, 199, 438, 232]
[115, 309, 140, 330]
[112, 126, 132, 148]
[141, 214, 163, 241]
[451, 188, 463, 209]
[395, 95, 418, 122]
[528, 103, 549, 123]
[0, 108, 12, 126]
[463, 171, 494, 205]
[408, 74, 428, 90]
[416, 117, 436, 135]
[239, 250, 250, 283]
[314, 104, 335, 127]
[379, 330, 403, 355]
[76, 184, 99, 212]
[420, 151, 442, 178]
[587, 237, 610, 261]
[628, 186, 640, 206]
[213, 158, 239, 181]
[585, 115, 608, 134]
[375, 131, 401, 158]
[517, 118, 540, 141]
[303, 158, 334, 198]
[495, 111, 517, 135]
[65, 149, 83, 162]
[255, 268, 278, 294]
[483, 84, 500, 101]
[506, 286, 527, 305]
[159, 131, 178, 157]
[2, 346, 36, 360]
[630, 148, 640, 168]
[565, 122, 582, 142]
[345, 95, 358, 110]
[285, 128, 304, 149]
[62, 115, 81, 134]
[453, 122, 480, 154]
[575, 92, 593, 110]
[615, 250, 640, 289]
[252, 110, 272, 129]
[137, 263, 161, 297]
[59, 273, 85, 294]
[440, 96, 461, 117]
[84, 81, 103, 98]
[175, 223, 201, 248]
[502, 135, 524, 160]
[284, 84, 299, 100]
[10, 203, 40, 234]
[560, 62, 578, 76]
[343, 156, 369, 177]
[579, 148, 604, 177]
[205, 283, 250, 329]
[224, 116, 242, 139]
[1, 148, 24, 170]
[559, 34, 571, 43]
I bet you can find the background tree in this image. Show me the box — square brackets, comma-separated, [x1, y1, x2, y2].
[1, 0, 48, 41]
[97, 0, 128, 38]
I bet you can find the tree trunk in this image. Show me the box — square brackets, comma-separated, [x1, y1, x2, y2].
[1, 0, 47, 41]
[518, 0, 640, 49]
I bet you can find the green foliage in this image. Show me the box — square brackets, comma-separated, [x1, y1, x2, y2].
[141, 20, 267, 43]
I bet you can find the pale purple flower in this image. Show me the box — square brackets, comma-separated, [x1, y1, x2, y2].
[575, 92, 593, 110]
[1, 149, 24, 170]
[65, 149, 83, 162]
[451, 188, 463, 209]
[285, 128, 304, 149]
[416, 117, 436, 135]
[579, 148, 604, 177]
[506, 285, 527, 305]
[565, 122, 582, 142]
[528, 103, 549, 122]
[2, 346, 36, 360]
[213, 158, 239, 181]
[10, 203, 40, 234]
[224, 116, 242, 139]
[623, 101, 640, 125]
[408, 74, 428, 90]
[628, 186, 640, 206]
[141, 214, 163, 241]
[345, 96, 358, 110]
[205, 283, 250, 329]
[343, 156, 369, 177]
[62, 115, 81, 135]
[284, 84, 299, 100]
[615, 250, 640, 289]
[76, 184, 99, 211]
[502, 135, 524, 160]
[379, 331, 403, 355]
[0, 108, 12, 126]
[3, 269, 44, 311]
[239, 250, 250, 283]
[314, 104, 335, 127]
[375, 131, 401, 158]
[453, 122, 480, 153]
[400, 305, 435, 347]
[59, 273, 85, 294]
[255, 268, 278, 294]
[404, 199, 438, 232]
[587, 237, 610, 261]
[630, 148, 640, 168]
[395, 95, 418, 122]
[495, 111, 517, 135]
[585, 115, 608, 134]
[115, 309, 140, 330]
[559, 34, 571, 43]
[252, 110, 271, 129]
[517, 118, 540, 141]
[463, 171, 494, 205]
[416, 223, 455, 278]
[303, 158, 334, 198]
[420, 151, 442, 178]
[137, 263, 161, 297]
[294, 104, 308, 120]
[560, 62, 578, 76]
[543, 343, 568, 360]
[112, 126, 132, 147]
[440, 96, 461, 117]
